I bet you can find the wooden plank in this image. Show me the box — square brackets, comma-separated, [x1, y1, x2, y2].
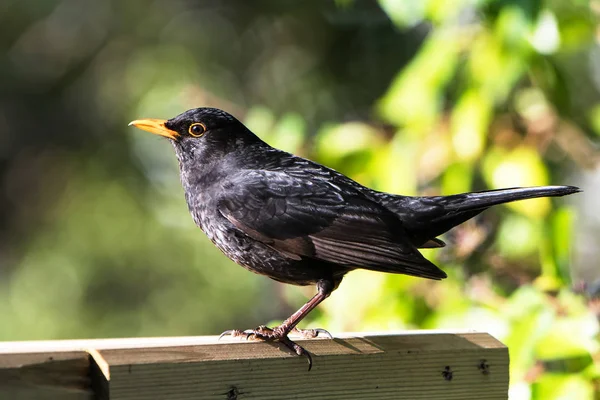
[0, 351, 92, 400]
[0, 331, 509, 399]
[92, 332, 508, 400]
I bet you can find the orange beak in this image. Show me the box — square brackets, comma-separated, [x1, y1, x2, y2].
[128, 119, 179, 139]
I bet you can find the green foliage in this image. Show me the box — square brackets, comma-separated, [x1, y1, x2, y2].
[308, 1, 597, 398]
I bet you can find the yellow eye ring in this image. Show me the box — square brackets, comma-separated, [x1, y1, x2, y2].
[188, 122, 207, 137]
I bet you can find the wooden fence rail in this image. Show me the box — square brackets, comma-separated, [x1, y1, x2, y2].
[0, 331, 509, 399]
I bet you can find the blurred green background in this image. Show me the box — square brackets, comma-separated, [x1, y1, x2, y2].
[1, 0, 599, 398]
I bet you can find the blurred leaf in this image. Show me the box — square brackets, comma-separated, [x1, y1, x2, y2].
[379, 30, 461, 129]
[319, 270, 408, 332]
[589, 105, 600, 136]
[536, 208, 576, 289]
[468, 30, 527, 102]
[482, 145, 550, 217]
[528, 10, 560, 54]
[425, 0, 468, 23]
[529, 57, 572, 115]
[375, 133, 419, 194]
[535, 317, 595, 364]
[378, 0, 426, 28]
[244, 106, 276, 139]
[270, 113, 307, 154]
[315, 122, 386, 186]
[441, 162, 474, 195]
[495, 5, 534, 47]
[531, 374, 594, 400]
[556, 7, 596, 51]
[497, 214, 542, 259]
[315, 123, 383, 160]
[515, 87, 552, 123]
[450, 89, 491, 161]
[503, 286, 553, 380]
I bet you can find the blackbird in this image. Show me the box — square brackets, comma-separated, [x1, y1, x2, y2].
[130, 107, 579, 368]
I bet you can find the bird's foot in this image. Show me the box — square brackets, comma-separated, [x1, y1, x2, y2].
[250, 326, 313, 370]
[217, 325, 278, 340]
[218, 325, 319, 370]
[219, 325, 331, 341]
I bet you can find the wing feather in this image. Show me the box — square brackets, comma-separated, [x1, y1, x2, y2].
[218, 171, 447, 280]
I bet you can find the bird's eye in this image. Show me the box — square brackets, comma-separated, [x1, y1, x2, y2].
[188, 123, 207, 137]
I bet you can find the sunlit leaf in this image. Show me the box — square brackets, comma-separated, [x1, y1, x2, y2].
[503, 289, 553, 381]
[378, 0, 426, 28]
[450, 89, 491, 161]
[588, 104, 600, 136]
[497, 214, 542, 259]
[468, 31, 527, 102]
[379, 30, 461, 130]
[536, 208, 576, 289]
[374, 133, 419, 194]
[441, 162, 474, 195]
[270, 113, 306, 153]
[528, 10, 560, 54]
[315, 122, 384, 162]
[495, 5, 536, 46]
[535, 317, 596, 363]
[558, 11, 596, 51]
[425, 0, 469, 23]
[482, 145, 550, 217]
[244, 106, 276, 139]
[531, 374, 594, 400]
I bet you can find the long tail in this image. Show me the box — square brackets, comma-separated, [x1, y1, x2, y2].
[378, 186, 581, 247]
[429, 186, 580, 211]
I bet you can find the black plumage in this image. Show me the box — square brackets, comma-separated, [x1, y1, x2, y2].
[130, 107, 580, 368]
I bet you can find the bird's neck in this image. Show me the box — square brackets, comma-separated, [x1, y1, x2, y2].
[174, 136, 272, 197]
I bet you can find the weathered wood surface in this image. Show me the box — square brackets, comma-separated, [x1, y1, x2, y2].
[0, 350, 92, 400]
[0, 331, 509, 399]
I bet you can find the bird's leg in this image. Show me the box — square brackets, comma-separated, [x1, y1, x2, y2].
[220, 279, 334, 370]
[253, 279, 334, 340]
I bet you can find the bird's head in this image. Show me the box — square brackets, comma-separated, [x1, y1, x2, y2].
[129, 107, 261, 164]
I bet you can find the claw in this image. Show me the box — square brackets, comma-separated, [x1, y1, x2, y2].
[296, 345, 313, 372]
[242, 331, 255, 340]
[218, 330, 235, 340]
[314, 328, 333, 339]
[305, 351, 313, 371]
[291, 327, 332, 339]
[218, 329, 252, 340]
[278, 335, 313, 371]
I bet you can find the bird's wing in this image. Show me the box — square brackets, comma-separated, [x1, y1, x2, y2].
[218, 171, 446, 280]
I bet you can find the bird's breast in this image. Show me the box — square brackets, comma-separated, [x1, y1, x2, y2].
[188, 205, 343, 286]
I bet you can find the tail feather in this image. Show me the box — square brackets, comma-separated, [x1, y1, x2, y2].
[377, 185, 580, 247]
[438, 186, 580, 212]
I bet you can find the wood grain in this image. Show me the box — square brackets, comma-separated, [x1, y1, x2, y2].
[0, 331, 509, 399]
[0, 351, 92, 400]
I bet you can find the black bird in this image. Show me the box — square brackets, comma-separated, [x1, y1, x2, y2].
[130, 107, 579, 367]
